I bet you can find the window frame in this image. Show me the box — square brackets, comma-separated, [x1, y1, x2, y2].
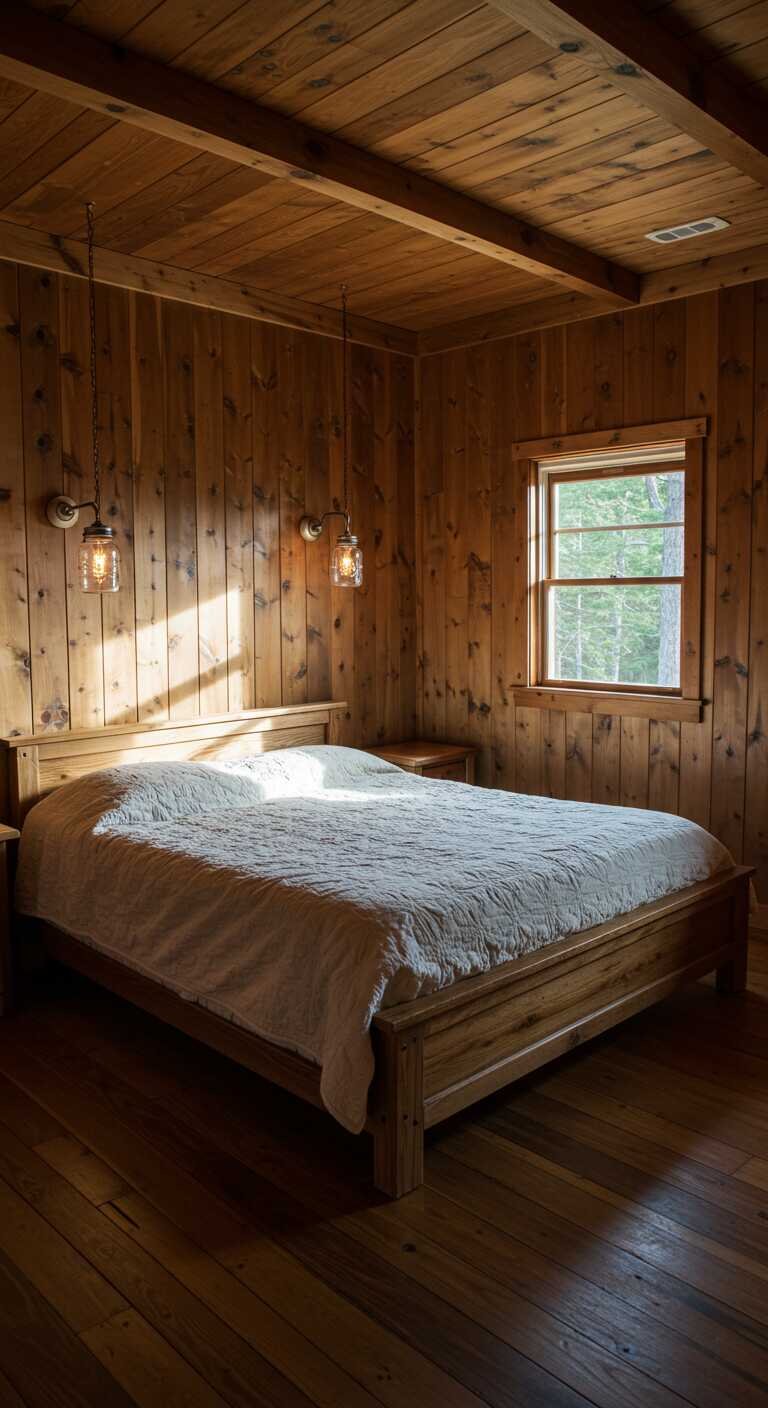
[510, 419, 705, 722]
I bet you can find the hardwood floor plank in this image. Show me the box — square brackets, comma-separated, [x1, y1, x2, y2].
[557, 1046, 768, 1158]
[494, 1089, 768, 1223]
[0, 1171, 126, 1333]
[0, 1364, 25, 1408]
[34, 1133, 131, 1205]
[0, 1245, 135, 1407]
[735, 1157, 768, 1191]
[37, 1022, 707, 1408]
[0, 1068, 65, 1145]
[130, 1050, 768, 1408]
[525, 1064, 748, 1173]
[3, 952, 767, 1408]
[482, 1105, 768, 1265]
[426, 1153, 768, 1374]
[613, 1027, 768, 1106]
[335, 1193, 768, 1408]
[438, 1126, 768, 1315]
[623, 981, 768, 1055]
[0, 1113, 317, 1408]
[272, 1214, 637, 1408]
[82, 1307, 229, 1408]
[101, 1191, 384, 1408]
[222, 1232, 488, 1408]
[0, 1027, 483, 1408]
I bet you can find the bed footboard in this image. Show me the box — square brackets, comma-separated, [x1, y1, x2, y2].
[371, 866, 752, 1198]
[14, 868, 752, 1204]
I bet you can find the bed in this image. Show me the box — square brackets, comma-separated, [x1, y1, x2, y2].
[1, 703, 752, 1198]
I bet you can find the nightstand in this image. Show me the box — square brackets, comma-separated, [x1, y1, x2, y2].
[0, 824, 19, 1016]
[368, 740, 478, 783]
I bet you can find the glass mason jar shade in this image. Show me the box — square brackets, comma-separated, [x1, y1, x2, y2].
[331, 532, 363, 588]
[79, 522, 120, 593]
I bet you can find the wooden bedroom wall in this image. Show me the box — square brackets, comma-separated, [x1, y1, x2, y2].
[0, 261, 416, 748]
[417, 286, 768, 901]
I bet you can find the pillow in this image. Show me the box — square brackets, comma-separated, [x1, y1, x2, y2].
[93, 760, 261, 829]
[218, 743, 399, 798]
[26, 744, 400, 833]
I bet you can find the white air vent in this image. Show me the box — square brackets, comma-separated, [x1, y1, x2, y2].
[645, 216, 730, 244]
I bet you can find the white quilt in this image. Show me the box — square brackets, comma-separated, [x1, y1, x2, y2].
[16, 744, 732, 1132]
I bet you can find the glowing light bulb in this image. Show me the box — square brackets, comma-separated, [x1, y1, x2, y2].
[91, 545, 108, 581]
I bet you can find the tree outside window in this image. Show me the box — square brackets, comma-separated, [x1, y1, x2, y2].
[540, 462, 685, 692]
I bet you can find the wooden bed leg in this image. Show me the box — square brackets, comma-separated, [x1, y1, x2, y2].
[716, 879, 750, 994]
[371, 1026, 424, 1198]
[716, 946, 748, 993]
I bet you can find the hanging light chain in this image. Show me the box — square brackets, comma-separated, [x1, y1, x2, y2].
[86, 201, 101, 520]
[341, 282, 349, 525]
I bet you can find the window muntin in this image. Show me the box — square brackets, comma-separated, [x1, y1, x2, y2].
[538, 454, 686, 694]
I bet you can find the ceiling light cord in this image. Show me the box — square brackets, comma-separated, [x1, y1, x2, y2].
[341, 282, 350, 530]
[86, 200, 101, 522]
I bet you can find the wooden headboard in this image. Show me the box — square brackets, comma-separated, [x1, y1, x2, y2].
[1, 702, 348, 827]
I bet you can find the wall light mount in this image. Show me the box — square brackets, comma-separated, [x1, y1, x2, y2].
[299, 509, 363, 588]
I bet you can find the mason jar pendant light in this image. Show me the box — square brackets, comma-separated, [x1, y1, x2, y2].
[299, 284, 363, 588]
[46, 202, 120, 593]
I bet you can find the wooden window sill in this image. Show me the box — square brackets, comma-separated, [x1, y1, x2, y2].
[513, 688, 702, 723]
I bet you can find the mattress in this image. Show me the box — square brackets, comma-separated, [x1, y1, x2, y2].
[15, 744, 732, 1132]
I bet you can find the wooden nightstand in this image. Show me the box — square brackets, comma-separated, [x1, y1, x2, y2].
[368, 740, 477, 783]
[0, 824, 19, 1016]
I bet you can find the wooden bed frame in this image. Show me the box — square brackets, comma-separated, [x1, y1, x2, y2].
[1, 704, 753, 1199]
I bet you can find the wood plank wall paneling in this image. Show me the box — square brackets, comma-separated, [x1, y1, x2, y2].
[417, 289, 768, 901]
[0, 261, 416, 756]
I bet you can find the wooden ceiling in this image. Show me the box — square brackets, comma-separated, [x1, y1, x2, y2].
[2, 0, 768, 342]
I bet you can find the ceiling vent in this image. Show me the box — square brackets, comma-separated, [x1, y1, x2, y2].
[645, 216, 730, 244]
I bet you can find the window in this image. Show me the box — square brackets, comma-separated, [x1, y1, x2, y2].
[519, 425, 704, 713]
[541, 444, 685, 692]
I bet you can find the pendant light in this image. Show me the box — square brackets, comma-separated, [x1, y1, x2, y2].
[299, 285, 363, 588]
[46, 202, 120, 593]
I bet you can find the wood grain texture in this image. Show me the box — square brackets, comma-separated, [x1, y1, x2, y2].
[0, 218, 416, 355]
[58, 272, 104, 731]
[0, 909, 763, 1407]
[20, 265, 69, 736]
[0, 260, 415, 751]
[488, 0, 768, 188]
[131, 290, 169, 723]
[6, 0, 768, 338]
[0, 3, 639, 303]
[417, 286, 768, 897]
[0, 263, 30, 739]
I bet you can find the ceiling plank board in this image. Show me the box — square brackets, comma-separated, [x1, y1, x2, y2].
[0, 216, 416, 354]
[417, 236, 768, 352]
[0, 2, 639, 304]
[487, 0, 768, 188]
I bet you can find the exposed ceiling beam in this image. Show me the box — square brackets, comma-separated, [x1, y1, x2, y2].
[417, 238, 768, 354]
[488, 0, 768, 188]
[0, 3, 639, 306]
[0, 219, 417, 354]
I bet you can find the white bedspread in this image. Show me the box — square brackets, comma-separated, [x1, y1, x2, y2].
[16, 744, 732, 1132]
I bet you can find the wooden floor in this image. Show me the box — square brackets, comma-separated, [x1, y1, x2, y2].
[0, 944, 767, 1408]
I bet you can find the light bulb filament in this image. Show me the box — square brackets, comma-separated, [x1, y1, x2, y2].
[91, 546, 108, 581]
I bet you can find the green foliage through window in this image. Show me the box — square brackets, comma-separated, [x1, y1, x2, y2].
[546, 469, 684, 688]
